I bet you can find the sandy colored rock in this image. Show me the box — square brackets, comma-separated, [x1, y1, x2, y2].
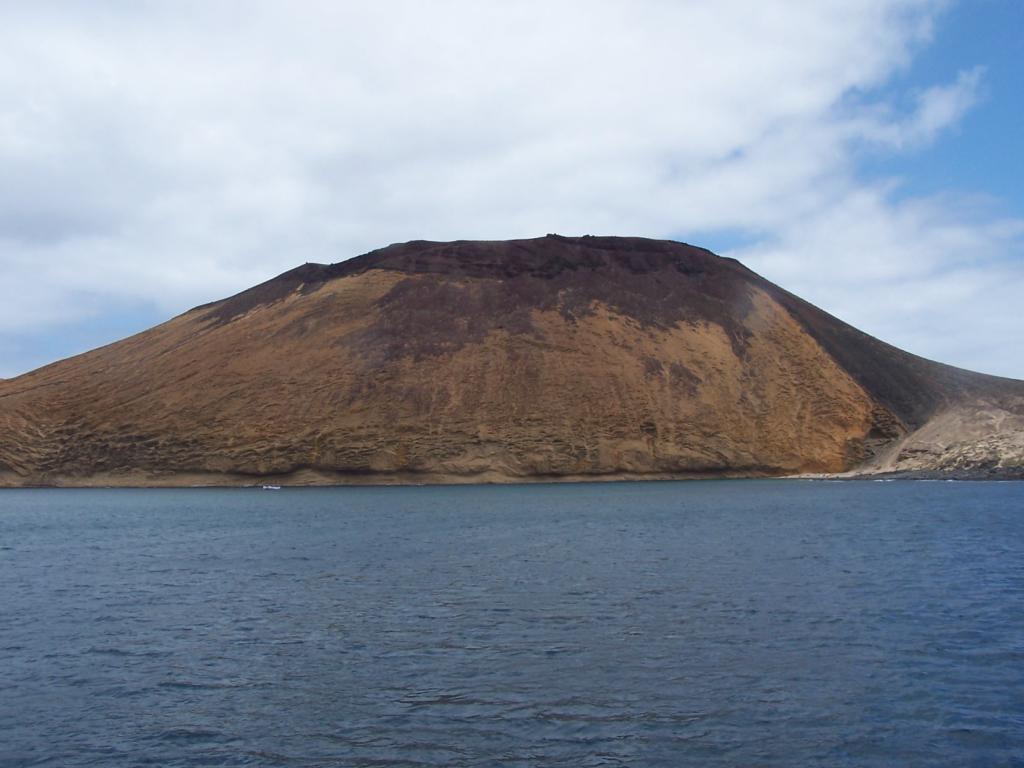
[0, 235, 1021, 486]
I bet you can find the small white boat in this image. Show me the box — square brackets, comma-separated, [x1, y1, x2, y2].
[262, 485, 282, 490]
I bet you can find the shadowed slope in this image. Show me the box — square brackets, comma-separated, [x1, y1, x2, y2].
[1, 235, 1021, 486]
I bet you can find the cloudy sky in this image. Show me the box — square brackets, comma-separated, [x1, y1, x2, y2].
[1, 0, 1022, 378]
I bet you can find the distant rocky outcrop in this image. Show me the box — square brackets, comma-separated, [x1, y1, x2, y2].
[1, 235, 1021, 486]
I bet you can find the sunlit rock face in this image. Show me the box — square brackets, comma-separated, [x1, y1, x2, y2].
[1, 235, 1021, 486]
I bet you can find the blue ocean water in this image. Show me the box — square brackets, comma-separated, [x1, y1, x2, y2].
[0, 480, 1022, 767]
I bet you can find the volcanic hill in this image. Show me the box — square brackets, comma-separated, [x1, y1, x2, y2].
[1, 235, 1022, 486]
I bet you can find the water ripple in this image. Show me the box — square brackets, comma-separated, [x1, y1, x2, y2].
[1, 480, 1022, 766]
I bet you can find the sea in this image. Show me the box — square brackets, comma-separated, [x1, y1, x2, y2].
[1, 480, 1022, 767]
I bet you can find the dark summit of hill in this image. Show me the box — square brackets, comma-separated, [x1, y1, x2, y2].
[1, 235, 1022, 486]
[286, 234, 729, 281]
[204, 236, 761, 360]
[204, 235, 737, 322]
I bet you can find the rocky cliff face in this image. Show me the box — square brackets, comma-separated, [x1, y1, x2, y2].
[1, 235, 1021, 486]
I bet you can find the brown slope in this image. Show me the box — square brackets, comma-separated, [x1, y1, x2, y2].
[0, 234, 1021, 486]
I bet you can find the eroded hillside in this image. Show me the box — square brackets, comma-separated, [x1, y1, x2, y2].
[1, 235, 1021, 485]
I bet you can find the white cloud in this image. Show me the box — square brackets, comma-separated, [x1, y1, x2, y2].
[848, 65, 985, 149]
[0, 0, 1021, 378]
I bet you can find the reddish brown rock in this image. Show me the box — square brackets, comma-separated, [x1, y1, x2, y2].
[1, 235, 1021, 486]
